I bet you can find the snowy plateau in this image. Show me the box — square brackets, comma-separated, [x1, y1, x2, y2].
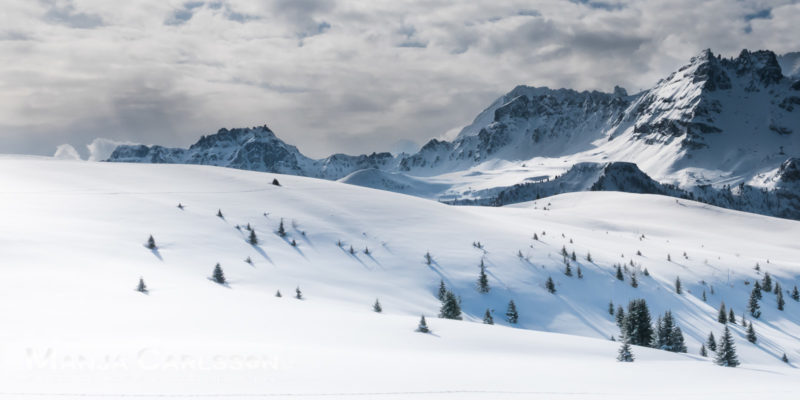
[1, 155, 799, 399]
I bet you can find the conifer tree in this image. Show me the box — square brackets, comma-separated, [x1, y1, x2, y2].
[675, 276, 682, 294]
[416, 315, 430, 333]
[437, 280, 447, 301]
[608, 301, 614, 315]
[621, 299, 654, 347]
[177, 203, 184, 210]
[700, 344, 708, 357]
[667, 254, 671, 262]
[643, 268, 650, 277]
[702, 290, 707, 302]
[715, 326, 740, 367]
[615, 265, 624, 281]
[477, 261, 490, 293]
[617, 339, 634, 362]
[728, 309, 736, 324]
[278, 219, 286, 237]
[564, 261, 572, 277]
[776, 283, 785, 311]
[425, 252, 432, 265]
[291, 239, 297, 247]
[718, 303, 728, 324]
[577, 265, 583, 279]
[146, 235, 157, 250]
[782, 353, 789, 363]
[762, 272, 772, 292]
[364, 246, 370, 255]
[791, 285, 800, 301]
[137, 277, 148, 293]
[272, 178, 281, 186]
[748, 286, 761, 318]
[561, 245, 568, 257]
[670, 326, 688, 353]
[706, 332, 717, 352]
[533, 232, 539, 241]
[439, 291, 462, 320]
[212, 263, 226, 284]
[349, 245, 355, 254]
[295, 286, 303, 299]
[373, 299, 382, 313]
[245, 256, 253, 265]
[586, 252, 592, 262]
[545, 277, 556, 293]
[275, 290, 282, 297]
[483, 309, 494, 325]
[216, 209, 224, 218]
[505, 300, 519, 324]
[248, 229, 258, 245]
[571, 251, 577, 261]
[746, 322, 757, 343]
[630, 273, 638, 288]
[615, 306, 625, 327]
[753, 281, 763, 299]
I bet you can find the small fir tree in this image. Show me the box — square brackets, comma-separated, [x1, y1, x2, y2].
[700, 344, 708, 357]
[425, 252, 432, 265]
[791, 285, 800, 301]
[477, 261, 490, 293]
[505, 300, 519, 324]
[630, 273, 638, 288]
[146, 235, 157, 250]
[748, 287, 762, 318]
[608, 301, 614, 316]
[746, 322, 757, 343]
[295, 286, 303, 299]
[715, 326, 740, 367]
[349, 245, 355, 254]
[615, 265, 624, 281]
[762, 272, 772, 292]
[272, 178, 281, 186]
[216, 209, 224, 218]
[533, 233, 539, 241]
[617, 339, 634, 362]
[177, 203, 184, 209]
[777, 283, 785, 311]
[706, 332, 717, 352]
[212, 263, 226, 284]
[416, 315, 430, 333]
[483, 309, 494, 325]
[137, 277, 148, 293]
[439, 291, 462, 320]
[275, 290, 282, 297]
[615, 306, 625, 327]
[718, 303, 728, 324]
[248, 229, 258, 245]
[546, 277, 556, 294]
[437, 280, 447, 301]
[373, 299, 382, 313]
[753, 281, 763, 299]
[278, 219, 286, 237]
[577, 265, 583, 279]
[728, 309, 736, 324]
[571, 251, 577, 261]
[643, 268, 650, 277]
[291, 239, 297, 247]
[564, 262, 572, 277]
[586, 252, 592, 262]
[782, 353, 789, 363]
[675, 276, 682, 294]
[702, 290, 707, 302]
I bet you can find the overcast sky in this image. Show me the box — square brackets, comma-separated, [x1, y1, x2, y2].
[1, 0, 798, 158]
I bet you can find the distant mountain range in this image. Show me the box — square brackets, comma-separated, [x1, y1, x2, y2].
[108, 49, 800, 220]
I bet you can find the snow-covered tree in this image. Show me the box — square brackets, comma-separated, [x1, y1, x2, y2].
[675, 277, 682, 294]
[571, 251, 577, 261]
[617, 339, 634, 362]
[146, 235, 157, 250]
[439, 291, 462, 320]
[776, 283, 785, 311]
[373, 299, 382, 313]
[586, 252, 592, 262]
[746, 322, 757, 343]
[416, 315, 430, 333]
[505, 300, 519, 324]
[545, 277, 556, 293]
[295, 286, 303, 299]
[564, 261, 572, 277]
[577, 265, 583, 279]
[291, 239, 297, 247]
[608, 301, 614, 315]
[212, 263, 226, 284]
[706, 332, 717, 352]
[278, 219, 286, 237]
[702, 290, 707, 302]
[615, 306, 625, 327]
[782, 353, 789, 363]
[272, 178, 281, 186]
[791, 285, 800, 301]
[615, 265, 624, 281]
[437, 280, 447, 301]
[477, 261, 490, 293]
[622, 299, 653, 347]
[425, 252, 433, 265]
[718, 303, 727, 324]
[762, 272, 772, 293]
[216, 209, 224, 218]
[483, 309, 494, 325]
[748, 286, 761, 318]
[275, 290, 282, 297]
[728, 309, 736, 324]
[137, 277, 148, 293]
[630, 273, 638, 288]
[700, 344, 708, 357]
[715, 326, 739, 367]
[248, 229, 258, 245]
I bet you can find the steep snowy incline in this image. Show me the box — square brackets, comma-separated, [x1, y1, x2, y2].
[0, 156, 799, 398]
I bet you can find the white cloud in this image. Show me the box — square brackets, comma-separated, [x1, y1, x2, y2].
[86, 138, 137, 161]
[0, 0, 797, 158]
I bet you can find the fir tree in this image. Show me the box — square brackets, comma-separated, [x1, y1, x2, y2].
[248, 229, 258, 245]
[483, 309, 494, 325]
[561, 245, 568, 257]
[615, 306, 625, 327]
[791, 285, 800, 301]
[505, 300, 519, 324]
[746, 322, 757, 343]
[291, 239, 297, 247]
[643, 268, 650, 277]
[564, 261, 572, 277]
[782, 353, 789, 363]
[545, 277, 556, 293]
[275, 290, 282, 297]
[718, 303, 728, 324]
[295, 286, 303, 299]
[667, 253, 671, 262]
[615, 265, 624, 281]
[762, 272, 772, 293]
[702, 290, 707, 302]
[533, 233, 539, 241]
[272, 178, 281, 186]
[621, 299, 654, 347]
[216, 209, 224, 218]
[748, 286, 761, 318]
[212, 263, 226, 284]
[753, 281, 763, 299]
[617, 339, 634, 362]
[777, 283, 785, 311]
[675, 276, 682, 294]
[630, 273, 638, 288]
[706, 332, 717, 352]
[608, 301, 614, 315]
[571, 251, 577, 261]
[477, 261, 490, 293]
[373, 299, 382, 313]
[715, 326, 740, 367]
[137, 277, 148, 293]
[670, 326, 688, 353]
[245, 256, 252, 265]
[439, 291, 462, 320]
[437, 280, 447, 301]
[586, 252, 593, 262]
[728, 309, 736, 325]
[425, 252, 433, 265]
[349, 245, 355, 254]
[177, 203, 184, 210]
[577, 265, 583, 279]
[364, 246, 370, 255]
[146, 235, 157, 250]
[278, 219, 286, 237]
[700, 344, 708, 357]
[416, 315, 430, 333]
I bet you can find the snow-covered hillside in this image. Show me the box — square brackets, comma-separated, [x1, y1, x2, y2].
[1, 156, 799, 398]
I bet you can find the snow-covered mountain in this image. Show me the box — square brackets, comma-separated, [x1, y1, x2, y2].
[107, 49, 800, 220]
[779, 52, 800, 79]
[3, 156, 800, 397]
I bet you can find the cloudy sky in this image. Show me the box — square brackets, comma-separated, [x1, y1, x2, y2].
[1, 0, 798, 159]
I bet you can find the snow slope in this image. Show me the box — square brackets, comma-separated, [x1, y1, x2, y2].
[1, 156, 799, 399]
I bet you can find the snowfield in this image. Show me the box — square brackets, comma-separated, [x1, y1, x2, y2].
[0, 156, 799, 399]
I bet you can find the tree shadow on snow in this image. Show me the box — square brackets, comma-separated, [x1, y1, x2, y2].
[250, 244, 273, 265]
[340, 246, 370, 269]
